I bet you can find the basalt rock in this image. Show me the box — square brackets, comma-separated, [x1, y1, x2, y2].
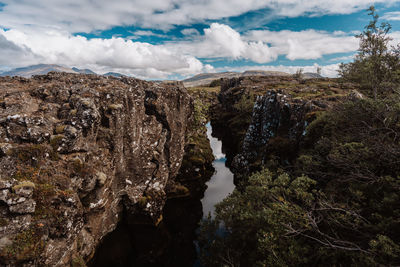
[0, 72, 191, 266]
[89, 84, 215, 267]
[212, 76, 354, 181]
[231, 90, 313, 179]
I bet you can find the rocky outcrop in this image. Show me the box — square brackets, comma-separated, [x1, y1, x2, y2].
[89, 83, 216, 267]
[211, 76, 355, 181]
[0, 72, 191, 266]
[231, 90, 313, 179]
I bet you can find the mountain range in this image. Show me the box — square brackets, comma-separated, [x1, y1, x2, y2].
[181, 70, 323, 87]
[0, 64, 322, 86]
[0, 64, 125, 78]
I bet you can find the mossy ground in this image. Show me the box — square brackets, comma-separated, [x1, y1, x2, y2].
[0, 225, 46, 263]
[0, 143, 85, 263]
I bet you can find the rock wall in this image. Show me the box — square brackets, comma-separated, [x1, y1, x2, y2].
[89, 84, 216, 267]
[0, 73, 191, 266]
[211, 76, 353, 181]
[231, 90, 312, 179]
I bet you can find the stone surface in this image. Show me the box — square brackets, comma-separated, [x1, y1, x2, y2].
[0, 72, 192, 266]
[9, 199, 36, 214]
[211, 76, 354, 180]
[232, 90, 313, 178]
[0, 237, 12, 250]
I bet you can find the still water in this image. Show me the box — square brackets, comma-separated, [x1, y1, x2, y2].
[201, 122, 235, 217]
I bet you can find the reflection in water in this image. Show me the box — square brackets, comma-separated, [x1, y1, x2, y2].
[201, 123, 235, 217]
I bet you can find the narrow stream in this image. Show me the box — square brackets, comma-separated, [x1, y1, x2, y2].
[193, 122, 236, 267]
[201, 122, 235, 218]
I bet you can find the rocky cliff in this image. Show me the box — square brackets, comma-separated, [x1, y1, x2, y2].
[211, 76, 356, 180]
[0, 72, 191, 266]
[231, 90, 313, 178]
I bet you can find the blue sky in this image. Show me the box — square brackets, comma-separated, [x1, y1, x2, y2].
[0, 0, 399, 79]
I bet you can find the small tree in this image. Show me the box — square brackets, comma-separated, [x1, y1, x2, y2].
[316, 66, 322, 76]
[293, 68, 304, 80]
[339, 6, 400, 98]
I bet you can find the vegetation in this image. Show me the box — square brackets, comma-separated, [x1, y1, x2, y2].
[177, 86, 215, 179]
[200, 96, 400, 266]
[0, 225, 46, 263]
[12, 181, 35, 192]
[199, 7, 400, 266]
[339, 6, 400, 98]
[293, 68, 304, 80]
[209, 79, 222, 87]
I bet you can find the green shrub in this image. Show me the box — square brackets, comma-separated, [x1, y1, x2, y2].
[339, 6, 400, 98]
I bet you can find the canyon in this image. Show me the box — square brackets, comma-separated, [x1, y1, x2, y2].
[0, 72, 355, 266]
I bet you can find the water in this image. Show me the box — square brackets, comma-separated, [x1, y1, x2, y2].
[201, 123, 235, 217]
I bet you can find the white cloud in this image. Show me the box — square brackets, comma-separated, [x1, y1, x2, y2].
[181, 28, 200, 36]
[0, 33, 42, 66]
[1, 22, 388, 79]
[0, 0, 399, 80]
[130, 30, 167, 38]
[165, 25, 359, 63]
[390, 31, 400, 46]
[0, 0, 399, 33]
[0, 29, 210, 79]
[383, 11, 400, 21]
[329, 54, 356, 62]
[165, 23, 277, 63]
[245, 29, 359, 60]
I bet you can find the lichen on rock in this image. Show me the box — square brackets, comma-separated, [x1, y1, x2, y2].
[0, 72, 192, 266]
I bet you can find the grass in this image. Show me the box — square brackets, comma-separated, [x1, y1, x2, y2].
[50, 135, 64, 151]
[187, 86, 221, 94]
[12, 181, 35, 192]
[55, 125, 66, 134]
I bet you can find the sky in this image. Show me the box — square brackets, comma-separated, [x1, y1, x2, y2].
[0, 0, 399, 80]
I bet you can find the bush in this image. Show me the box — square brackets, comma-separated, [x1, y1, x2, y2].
[199, 96, 400, 266]
[339, 6, 400, 98]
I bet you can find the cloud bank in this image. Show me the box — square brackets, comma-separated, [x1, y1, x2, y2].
[0, 29, 211, 79]
[0, 23, 365, 78]
[0, 0, 399, 32]
[0, 0, 399, 79]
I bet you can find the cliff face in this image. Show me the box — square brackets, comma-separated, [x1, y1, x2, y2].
[0, 73, 191, 266]
[231, 90, 313, 178]
[211, 76, 355, 180]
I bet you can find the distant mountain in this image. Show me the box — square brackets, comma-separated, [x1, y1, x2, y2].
[182, 70, 290, 87]
[0, 64, 99, 78]
[103, 72, 126, 77]
[0, 64, 79, 78]
[71, 67, 96, 75]
[0, 64, 131, 78]
[241, 70, 290, 77]
[302, 72, 323, 79]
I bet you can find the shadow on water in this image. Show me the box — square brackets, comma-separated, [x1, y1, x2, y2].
[89, 197, 203, 267]
[89, 123, 235, 267]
